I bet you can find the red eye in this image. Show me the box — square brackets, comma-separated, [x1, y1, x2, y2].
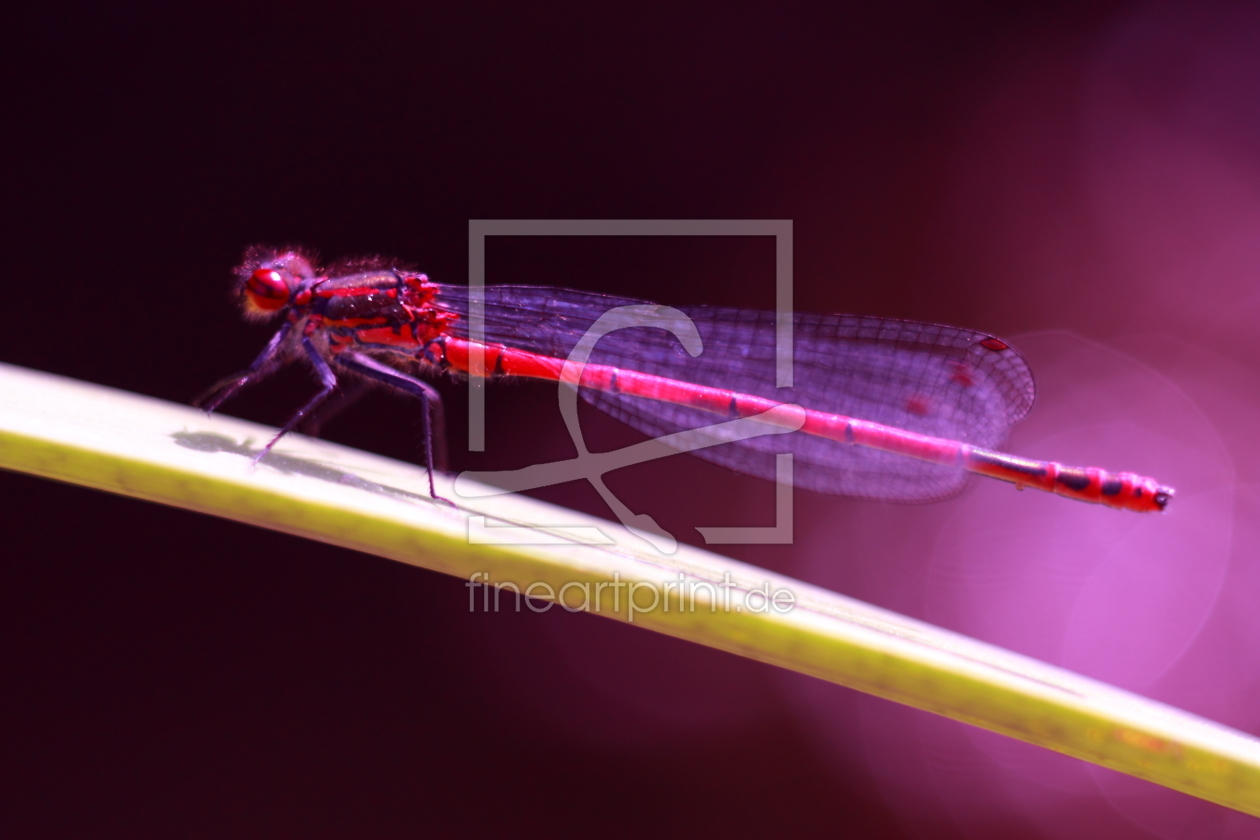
[244, 268, 291, 312]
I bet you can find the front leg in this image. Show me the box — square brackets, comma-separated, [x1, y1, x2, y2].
[197, 321, 294, 413]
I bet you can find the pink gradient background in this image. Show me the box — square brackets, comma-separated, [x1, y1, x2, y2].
[449, 4, 1260, 837]
[795, 5, 1260, 834]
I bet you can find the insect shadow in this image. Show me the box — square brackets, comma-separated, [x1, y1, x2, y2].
[170, 430, 437, 506]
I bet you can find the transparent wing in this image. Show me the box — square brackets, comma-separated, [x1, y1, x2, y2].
[437, 285, 1035, 501]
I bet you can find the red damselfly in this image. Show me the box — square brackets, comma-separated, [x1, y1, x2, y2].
[199, 246, 1173, 513]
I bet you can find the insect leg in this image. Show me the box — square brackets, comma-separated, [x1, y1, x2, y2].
[254, 337, 339, 464]
[197, 321, 294, 413]
[333, 351, 447, 498]
[299, 380, 449, 472]
[298, 380, 372, 438]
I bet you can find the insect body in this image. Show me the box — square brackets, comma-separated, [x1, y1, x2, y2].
[201, 246, 1173, 512]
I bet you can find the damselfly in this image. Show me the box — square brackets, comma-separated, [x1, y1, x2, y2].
[200, 246, 1173, 512]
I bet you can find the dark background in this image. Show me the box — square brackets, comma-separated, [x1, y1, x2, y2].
[5, 2, 1260, 837]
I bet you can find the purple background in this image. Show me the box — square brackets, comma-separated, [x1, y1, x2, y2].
[4, 1, 1260, 837]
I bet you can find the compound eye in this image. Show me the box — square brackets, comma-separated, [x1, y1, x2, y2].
[244, 268, 291, 312]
